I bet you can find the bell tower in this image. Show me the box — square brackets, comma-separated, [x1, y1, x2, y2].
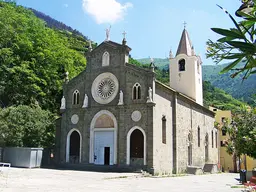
[169, 28, 203, 105]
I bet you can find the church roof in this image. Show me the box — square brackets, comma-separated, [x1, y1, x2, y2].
[176, 29, 193, 56]
[155, 81, 215, 117]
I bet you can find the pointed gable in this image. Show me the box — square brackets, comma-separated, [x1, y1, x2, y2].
[92, 40, 131, 53]
[176, 29, 193, 56]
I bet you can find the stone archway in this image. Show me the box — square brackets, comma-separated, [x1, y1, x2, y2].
[66, 129, 82, 163]
[89, 110, 117, 165]
[126, 126, 146, 166]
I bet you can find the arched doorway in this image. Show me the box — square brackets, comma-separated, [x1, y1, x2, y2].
[90, 110, 117, 165]
[66, 129, 82, 163]
[126, 126, 146, 166]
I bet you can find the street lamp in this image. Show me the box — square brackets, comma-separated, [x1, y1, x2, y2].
[235, 0, 254, 17]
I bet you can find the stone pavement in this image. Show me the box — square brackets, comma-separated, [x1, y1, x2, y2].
[0, 168, 243, 192]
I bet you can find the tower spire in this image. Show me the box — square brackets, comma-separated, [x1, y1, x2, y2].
[176, 27, 193, 56]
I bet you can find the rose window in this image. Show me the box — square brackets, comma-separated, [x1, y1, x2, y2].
[91, 73, 119, 104]
[97, 78, 116, 99]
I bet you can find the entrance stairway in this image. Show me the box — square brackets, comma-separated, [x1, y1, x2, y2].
[187, 164, 219, 175]
[57, 163, 147, 173]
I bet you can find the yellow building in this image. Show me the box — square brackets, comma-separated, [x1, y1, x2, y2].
[209, 106, 256, 172]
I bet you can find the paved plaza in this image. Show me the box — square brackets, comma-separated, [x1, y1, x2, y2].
[0, 168, 243, 192]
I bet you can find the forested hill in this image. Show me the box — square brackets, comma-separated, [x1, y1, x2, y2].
[203, 63, 256, 106]
[138, 58, 256, 106]
[0, 1, 89, 112]
[30, 8, 88, 41]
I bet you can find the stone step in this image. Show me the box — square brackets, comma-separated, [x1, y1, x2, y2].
[203, 164, 218, 173]
[57, 163, 146, 173]
[187, 166, 203, 175]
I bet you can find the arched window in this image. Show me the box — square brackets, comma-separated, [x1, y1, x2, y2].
[205, 133, 209, 162]
[188, 131, 193, 166]
[215, 131, 218, 148]
[179, 59, 185, 71]
[132, 83, 141, 100]
[162, 115, 166, 144]
[198, 126, 200, 147]
[102, 51, 110, 66]
[73, 90, 80, 105]
[211, 130, 214, 148]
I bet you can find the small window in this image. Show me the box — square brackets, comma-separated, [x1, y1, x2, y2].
[211, 130, 214, 148]
[102, 51, 110, 66]
[221, 117, 226, 123]
[222, 127, 227, 136]
[220, 141, 225, 147]
[198, 126, 200, 147]
[162, 116, 166, 144]
[197, 62, 200, 74]
[132, 83, 141, 100]
[213, 108, 217, 111]
[73, 90, 80, 105]
[215, 131, 218, 148]
[178, 59, 185, 71]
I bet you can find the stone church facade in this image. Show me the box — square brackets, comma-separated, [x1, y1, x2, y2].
[55, 29, 218, 174]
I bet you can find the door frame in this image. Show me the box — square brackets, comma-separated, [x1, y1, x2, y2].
[66, 128, 82, 163]
[93, 129, 115, 165]
[126, 126, 147, 165]
[89, 110, 117, 164]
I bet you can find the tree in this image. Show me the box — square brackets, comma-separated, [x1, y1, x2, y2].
[0, 105, 55, 148]
[206, 0, 256, 79]
[222, 110, 256, 172]
[0, 1, 87, 112]
[231, 110, 256, 159]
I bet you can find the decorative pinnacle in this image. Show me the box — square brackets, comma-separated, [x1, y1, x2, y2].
[105, 25, 111, 41]
[89, 40, 92, 52]
[122, 31, 127, 39]
[122, 31, 127, 45]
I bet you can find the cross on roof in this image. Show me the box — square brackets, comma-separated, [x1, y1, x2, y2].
[183, 21, 187, 29]
[122, 31, 127, 39]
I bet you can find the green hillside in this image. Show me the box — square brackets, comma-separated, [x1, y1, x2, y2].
[202, 63, 256, 106]
[0, 1, 90, 112]
[138, 58, 256, 106]
[138, 58, 169, 69]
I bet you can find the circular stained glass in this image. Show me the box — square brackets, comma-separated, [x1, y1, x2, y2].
[97, 78, 116, 99]
[91, 73, 119, 104]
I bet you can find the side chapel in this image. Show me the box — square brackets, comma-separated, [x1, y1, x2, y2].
[55, 28, 218, 174]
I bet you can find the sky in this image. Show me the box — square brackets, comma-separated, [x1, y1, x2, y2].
[17, 0, 242, 65]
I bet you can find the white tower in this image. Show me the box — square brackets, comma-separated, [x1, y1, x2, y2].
[169, 28, 203, 105]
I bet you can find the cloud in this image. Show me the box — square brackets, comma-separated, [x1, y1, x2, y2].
[82, 0, 133, 24]
[63, 4, 69, 8]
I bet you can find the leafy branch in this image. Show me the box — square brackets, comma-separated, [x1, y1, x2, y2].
[206, 1, 256, 79]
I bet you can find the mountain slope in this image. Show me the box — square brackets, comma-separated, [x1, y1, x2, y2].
[202, 63, 256, 106]
[30, 8, 88, 40]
